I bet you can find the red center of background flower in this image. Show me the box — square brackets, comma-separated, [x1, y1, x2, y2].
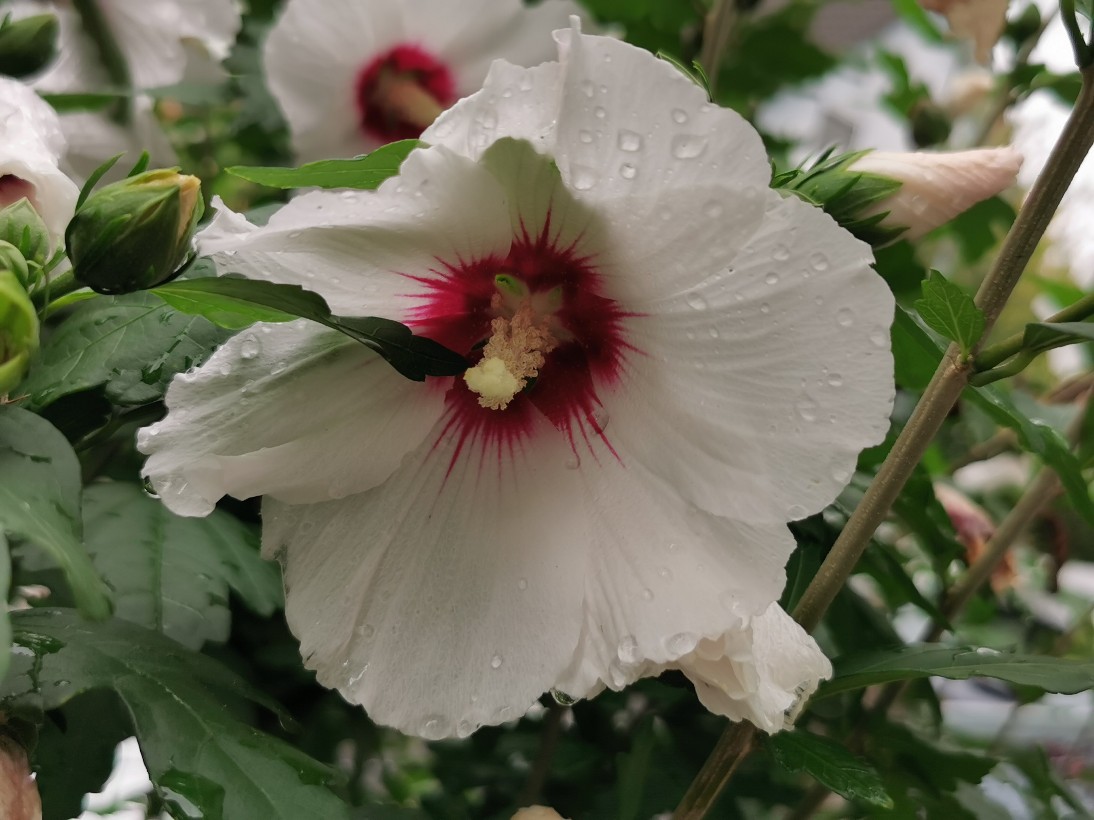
[0, 175, 35, 209]
[406, 216, 637, 467]
[355, 44, 456, 143]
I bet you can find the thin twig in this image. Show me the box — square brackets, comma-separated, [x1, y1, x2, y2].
[516, 704, 566, 808]
[698, 0, 737, 97]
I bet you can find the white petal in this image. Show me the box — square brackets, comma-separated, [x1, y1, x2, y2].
[263, 415, 587, 738]
[425, 58, 563, 159]
[139, 321, 446, 517]
[432, 0, 590, 91]
[683, 604, 832, 733]
[56, 99, 178, 185]
[550, 452, 793, 700]
[0, 78, 78, 246]
[608, 191, 895, 524]
[551, 28, 770, 205]
[199, 145, 514, 318]
[264, 0, 405, 159]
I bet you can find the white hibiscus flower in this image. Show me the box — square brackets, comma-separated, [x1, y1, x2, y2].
[263, 0, 592, 161]
[2, 0, 240, 181]
[0, 75, 78, 247]
[140, 26, 895, 738]
[7, 0, 240, 92]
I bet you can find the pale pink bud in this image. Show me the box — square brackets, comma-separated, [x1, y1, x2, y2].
[922, 0, 1008, 64]
[511, 808, 569, 820]
[0, 736, 41, 820]
[935, 483, 1016, 592]
[850, 147, 1022, 241]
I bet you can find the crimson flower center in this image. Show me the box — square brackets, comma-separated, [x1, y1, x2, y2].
[0, 175, 35, 210]
[408, 222, 637, 462]
[354, 44, 455, 143]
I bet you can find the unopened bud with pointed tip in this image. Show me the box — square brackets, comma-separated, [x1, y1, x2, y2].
[0, 12, 59, 78]
[0, 198, 50, 274]
[66, 169, 204, 295]
[849, 147, 1022, 241]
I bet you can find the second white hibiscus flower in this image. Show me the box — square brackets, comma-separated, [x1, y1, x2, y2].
[140, 26, 896, 738]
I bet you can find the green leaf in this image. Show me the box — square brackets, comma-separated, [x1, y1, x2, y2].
[767, 730, 892, 808]
[965, 384, 1094, 525]
[153, 276, 468, 381]
[616, 717, 657, 820]
[19, 292, 229, 409]
[0, 407, 110, 619]
[83, 482, 282, 649]
[818, 644, 1094, 698]
[1021, 320, 1094, 355]
[0, 532, 8, 682]
[35, 691, 132, 820]
[4, 609, 348, 820]
[894, 307, 1094, 524]
[913, 271, 985, 356]
[227, 140, 419, 189]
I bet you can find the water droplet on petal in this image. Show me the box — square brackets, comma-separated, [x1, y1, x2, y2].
[787, 504, 808, 519]
[617, 130, 642, 151]
[619, 162, 637, 179]
[617, 635, 640, 664]
[764, 272, 779, 286]
[420, 716, 449, 740]
[640, 587, 654, 601]
[357, 624, 375, 639]
[772, 244, 791, 262]
[580, 80, 595, 97]
[490, 654, 503, 669]
[836, 308, 855, 327]
[593, 106, 607, 119]
[827, 373, 844, 387]
[457, 720, 475, 738]
[671, 134, 708, 159]
[796, 398, 818, 422]
[666, 632, 698, 656]
[517, 578, 528, 591]
[578, 129, 594, 144]
[869, 327, 888, 347]
[550, 688, 577, 706]
[564, 454, 581, 470]
[656, 566, 673, 581]
[570, 165, 598, 191]
[671, 108, 689, 124]
[809, 252, 829, 271]
[685, 292, 708, 311]
[759, 302, 771, 315]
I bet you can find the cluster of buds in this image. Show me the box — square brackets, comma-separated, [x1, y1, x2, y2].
[776, 147, 1022, 248]
[67, 169, 204, 295]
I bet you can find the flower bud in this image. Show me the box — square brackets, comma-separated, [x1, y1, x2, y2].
[934, 483, 1015, 593]
[512, 808, 569, 820]
[849, 147, 1022, 241]
[66, 169, 204, 295]
[0, 198, 50, 272]
[0, 12, 59, 79]
[921, 0, 1008, 64]
[0, 265, 39, 396]
[0, 735, 41, 820]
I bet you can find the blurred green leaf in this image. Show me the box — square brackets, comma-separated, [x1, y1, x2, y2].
[227, 140, 419, 189]
[819, 644, 1094, 697]
[4, 608, 348, 820]
[944, 197, 1016, 264]
[617, 717, 657, 820]
[767, 729, 892, 808]
[914, 272, 985, 356]
[83, 482, 282, 649]
[0, 407, 110, 619]
[153, 276, 468, 381]
[1022, 320, 1094, 354]
[19, 292, 228, 410]
[0, 532, 8, 682]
